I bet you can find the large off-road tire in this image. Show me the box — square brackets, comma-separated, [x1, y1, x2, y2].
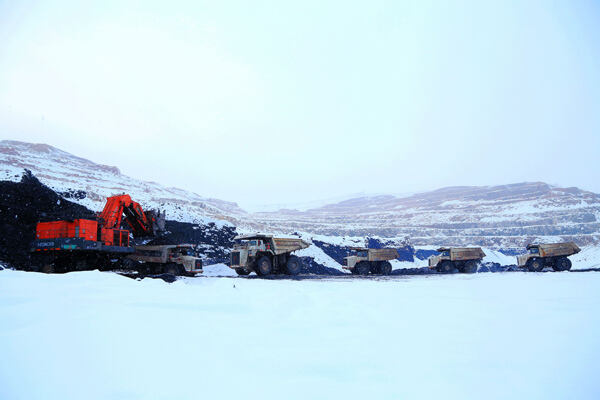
[41, 263, 55, 274]
[121, 258, 136, 270]
[526, 258, 544, 272]
[552, 257, 572, 272]
[74, 258, 89, 271]
[255, 256, 273, 276]
[354, 261, 370, 275]
[461, 260, 478, 274]
[284, 255, 302, 275]
[164, 263, 183, 276]
[438, 261, 454, 274]
[140, 263, 160, 275]
[235, 268, 251, 276]
[378, 261, 392, 275]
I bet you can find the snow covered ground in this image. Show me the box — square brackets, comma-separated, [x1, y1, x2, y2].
[201, 263, 238, 276]
[1, 269, 599, 400]
[571, 246, 600, 269]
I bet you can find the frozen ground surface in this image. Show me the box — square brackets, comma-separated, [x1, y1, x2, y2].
[201, 263, 238, 277]
[572, 246, 600, 269]
[1, 269, 600, 400]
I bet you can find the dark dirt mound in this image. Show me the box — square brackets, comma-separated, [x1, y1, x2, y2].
[299, 256, 345, 275]
[390, 267, 436, 275]
[478, 262, 520, 272]
[312, 240, 350, 265]
[0, 170, 95, 268]
[414, 249, 438, 260]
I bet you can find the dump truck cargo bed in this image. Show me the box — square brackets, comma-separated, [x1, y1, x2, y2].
[527, 242, 581, 258]
[438, 247, 486, 261]
[366, 248, 399, 262]
[272, 238, 310, 255]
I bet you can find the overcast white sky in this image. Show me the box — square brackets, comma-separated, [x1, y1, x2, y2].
[1, 0, 599, 209]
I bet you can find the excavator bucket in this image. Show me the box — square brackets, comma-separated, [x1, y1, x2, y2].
[145, 209, 166, 235]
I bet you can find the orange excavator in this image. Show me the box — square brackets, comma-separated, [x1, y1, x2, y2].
[31, 194, 165, 273]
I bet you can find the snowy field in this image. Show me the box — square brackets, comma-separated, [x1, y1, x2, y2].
[1, 270, 600, 400]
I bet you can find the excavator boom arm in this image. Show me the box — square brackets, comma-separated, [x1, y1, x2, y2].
[98, 195, 163, 237]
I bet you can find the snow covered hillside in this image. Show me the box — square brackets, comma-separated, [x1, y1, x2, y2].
[257, 183, 600, 247]
[1, 269, 599, 400]
[2, 140, 600, 256]
[0, 140, 246, 226]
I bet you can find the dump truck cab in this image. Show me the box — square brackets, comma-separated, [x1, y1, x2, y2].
[230, 234, 309, 276]
[428, 249, 450, 268]
[343, 247, 398, 275]
[428, 247, 485, 274]
[517, 242, 580, 272]
[127, 244, 203, 276]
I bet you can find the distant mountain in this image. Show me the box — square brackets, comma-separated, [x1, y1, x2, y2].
[255, 183, 600, 248]
[2, 140, 599, 249]
[0, 140, 246, 226]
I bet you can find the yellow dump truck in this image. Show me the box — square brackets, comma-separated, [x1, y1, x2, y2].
[428, 247, 485, 273]
[127, 244, 203, 276]
[229, 234, 310, 276]
[517, 242, 580, 272]
[343, 247, 398, 275]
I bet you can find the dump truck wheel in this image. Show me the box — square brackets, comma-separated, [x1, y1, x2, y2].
[256, 256, 272, 276]
[379, 261, 392, 275]
[165, 263, 182, 276]
[462, 260, 478, 274]
[235, 268, 250, 276]
[142, 263, 159, 275]
[285, 256, 302, 275]
[369, 262, 380, 274]
[355, 261, 370, 275]
[552, 257, 571, 272]
[438, 261, 454, 274]
[41, 263, 55, 274]
[527, 258, 544, 272]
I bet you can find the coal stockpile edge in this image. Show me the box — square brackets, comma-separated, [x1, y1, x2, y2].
[0, 170, 95, 268]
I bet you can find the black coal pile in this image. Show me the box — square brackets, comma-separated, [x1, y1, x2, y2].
[312, 240, 351, 265]
[299, 256, 345, 275]
[391, 266, 437, 275]
[414, 249, 438, 260]
[147, 220, 237, 264]
[0, 170, 95, 268]
[478, 262, 521, 273]
[59, 189, 87, 200]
